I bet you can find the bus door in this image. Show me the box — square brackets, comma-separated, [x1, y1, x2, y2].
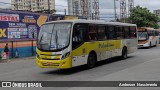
[72, 23, 88, 67]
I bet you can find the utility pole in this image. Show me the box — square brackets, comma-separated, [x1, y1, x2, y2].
[64, 9, 67, 15]
[114, 0, 118, 21]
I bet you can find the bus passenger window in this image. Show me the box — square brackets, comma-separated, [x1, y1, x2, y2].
[89, 25, 97, 41]
[130, 27, 137, 38]
[124, 27, 130, 38]
[98, 26, 106, 40]
[73, 25, 83, 42]
[115, 26, 123, 39]
[107, 26, 116, 39]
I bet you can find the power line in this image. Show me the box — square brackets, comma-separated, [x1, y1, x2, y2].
[0, 2, 11, 5]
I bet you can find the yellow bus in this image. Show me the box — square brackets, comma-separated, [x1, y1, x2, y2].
[138, 27, 159, 48]
[36, 20, 137, 69]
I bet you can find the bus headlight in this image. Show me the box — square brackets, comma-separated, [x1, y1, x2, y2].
[61, 52, 70, 60]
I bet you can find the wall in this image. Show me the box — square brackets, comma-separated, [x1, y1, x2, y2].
[0, 40, 36, 58]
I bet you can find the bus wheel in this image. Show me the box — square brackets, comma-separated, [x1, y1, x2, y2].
[121, 47, 127, 60]
[87, 53, 96, 69]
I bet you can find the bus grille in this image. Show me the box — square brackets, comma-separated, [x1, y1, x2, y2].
[39, 54, 61, 60]
[42, 62, 60, 66]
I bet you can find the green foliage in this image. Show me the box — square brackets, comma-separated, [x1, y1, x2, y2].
[128, 6, 160, 29]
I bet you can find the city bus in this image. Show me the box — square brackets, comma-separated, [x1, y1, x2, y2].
[36, 20, 137, 69]
[138, 27, 159, 48]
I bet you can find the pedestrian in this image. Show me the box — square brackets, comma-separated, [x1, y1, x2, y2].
[4, 43, 10, 62]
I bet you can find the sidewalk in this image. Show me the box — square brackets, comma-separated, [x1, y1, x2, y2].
[0, 56, 35, 63]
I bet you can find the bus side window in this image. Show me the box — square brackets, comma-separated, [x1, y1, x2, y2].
[98, 26, 106, 40]
[73, 27, 82, 42]
[116, 26, 124, 39]
[88, 25, 98, 41]
[148, 30, 151, 36]
[107, 26, 116, 40]
[124, 27, 130, 38]
[73, 24, 87, 42]
[72, 23, 88, 49]
[105, 26, 109, 39]
[156, 31, 159, 36]
[130, 26, 137, 38]
[153, 31, 156, 36]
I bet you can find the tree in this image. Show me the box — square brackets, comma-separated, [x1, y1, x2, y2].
[128, 6, 160, 29]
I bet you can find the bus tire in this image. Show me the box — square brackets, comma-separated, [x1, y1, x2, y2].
[87, 53, 97, 69]
[121, 47, 127, 60]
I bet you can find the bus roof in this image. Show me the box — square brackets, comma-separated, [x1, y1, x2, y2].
[137, 27, 159, 32]
[45, 20, 137, 27]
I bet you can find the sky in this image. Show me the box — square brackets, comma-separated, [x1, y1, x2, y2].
[0, 0, 160, 20]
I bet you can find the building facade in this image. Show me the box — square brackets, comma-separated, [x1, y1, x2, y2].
[11, 0, 55, 12]
[68, 0, 92, 19]
[154, 9, 160, 17]
[153, 10, 160, 26]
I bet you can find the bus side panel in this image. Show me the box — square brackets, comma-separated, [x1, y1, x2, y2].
[71, 40, 122, 67]
[122, 39, 138, 54]
[71, 42, 98, 67]
[106, 40, 122, 58]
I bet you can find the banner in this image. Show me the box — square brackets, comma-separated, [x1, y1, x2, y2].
[65, 16, 78, 20]
[0, 81, 160, 87]
[0, 10, 48, 40]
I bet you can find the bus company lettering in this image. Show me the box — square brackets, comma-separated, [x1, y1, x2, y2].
[99, 43, 114, 48]
[0, 14, 19, 22]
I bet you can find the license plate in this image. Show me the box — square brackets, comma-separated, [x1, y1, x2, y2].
[43, 62, 54, 66]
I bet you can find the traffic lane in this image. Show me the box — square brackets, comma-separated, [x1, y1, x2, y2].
[0, 46, 159, 81]
[44, 46, 160, 81]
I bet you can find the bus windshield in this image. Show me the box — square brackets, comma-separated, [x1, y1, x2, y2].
[138, 32, 148, 40]
[37, 23, 72, 51]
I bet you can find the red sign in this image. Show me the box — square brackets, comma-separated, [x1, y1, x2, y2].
[0, 14, 19, 22]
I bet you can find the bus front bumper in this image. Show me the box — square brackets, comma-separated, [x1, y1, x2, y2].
[36, 57, 72, 69]
[138, 43, 149, 48]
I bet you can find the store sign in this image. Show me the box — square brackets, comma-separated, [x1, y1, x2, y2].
[0, 13, 19, 22]
[22, 15, 36, 23]
[0, 28, 6, 38]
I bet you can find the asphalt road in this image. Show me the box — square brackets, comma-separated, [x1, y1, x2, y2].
[0, 45, 160, 90]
